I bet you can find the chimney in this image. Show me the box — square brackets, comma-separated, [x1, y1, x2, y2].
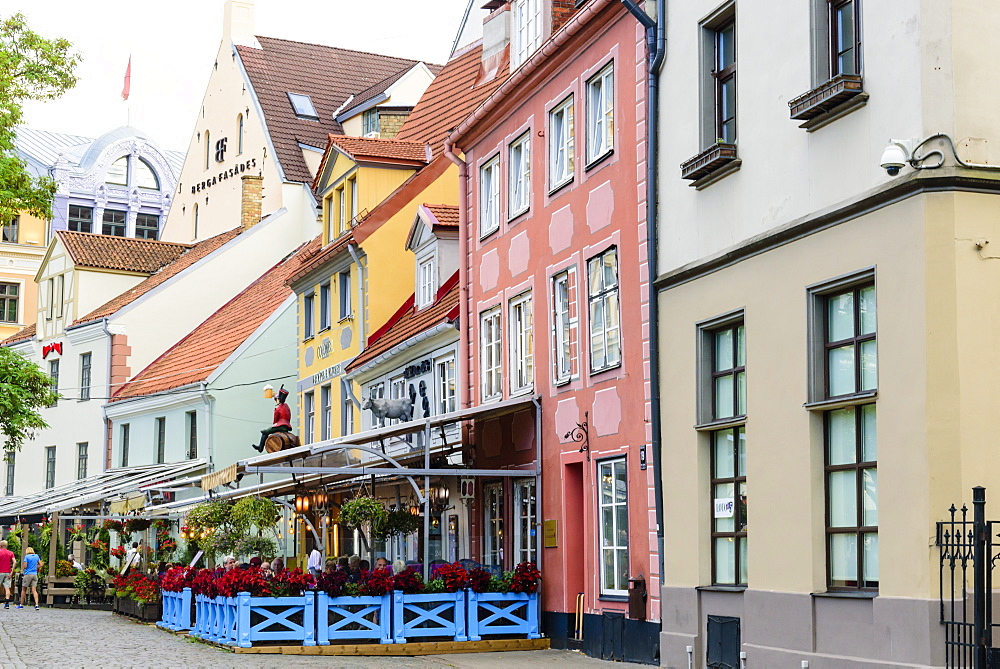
[240, 175, 263, 230]
[223, 0, 257, 48]
[481, 1, 511, 70]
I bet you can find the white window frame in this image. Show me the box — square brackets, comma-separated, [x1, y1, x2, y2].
[436, 355, 457, 414]
[319, 282, 331, 330]
[349, 177, 358, 223]
[548, 96, 575, 190]
[508, 133, 531, 219]
[512, 0, 542, 68]
[304, 391, 315, 444]
[587, 247, 622, 373]
[321, 384, 332, 440]
[418, 258, 436, 308]
[513, 478, 537, 565]
[598, 457, 630, 595]
[509, 292, 534, 395]
[480, 155, 501, 237]
[337, 186, 346, 235]
[155, 416, 166, 464]
[79, 352, 92, 401]
[586, 63, 615, 164]
[339, 270, 353, 320]
[483, 482, 505, 567]
[303, 292, 315, 340]
[480, 308, 503, 402]
[552, 270, 572, 384]
[341, 386, 355, 435]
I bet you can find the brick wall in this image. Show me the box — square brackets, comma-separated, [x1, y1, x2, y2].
[551, 0, 578, 32]
[378, 111, 410, 139]
[240, 174, 263, 230]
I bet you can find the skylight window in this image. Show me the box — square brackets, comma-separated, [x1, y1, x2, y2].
[287, 92, 319, 120]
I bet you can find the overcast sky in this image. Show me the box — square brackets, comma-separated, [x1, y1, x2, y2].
[8, 0, 477, 152]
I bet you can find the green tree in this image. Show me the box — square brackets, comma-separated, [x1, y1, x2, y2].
[0, 13, 80, 222]
[0, 347, 58, 456]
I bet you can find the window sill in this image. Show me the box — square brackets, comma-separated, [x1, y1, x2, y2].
[696, 585, 747, 593]
[811, 590, 877, 599]
[318, 326, 331, 334]
[510, 387, 534, 398]
[481, 395, 504, 405]
[303, 337, 315, 344]
[598, 594, 628, 603]
[479, 227, 500, 243]
[680, 143, 739, 184]
[788, 74, 865, 123]
[338, 315, 354, 323]
[507, 207, 530, 225]
[585, 149, 614, 173]
[589, 362, 622, 377]
[553, 376, 572, 388]
[548, 177, 574, 197]
[694, 417, 746, 432]
[803, 391, 877, 412]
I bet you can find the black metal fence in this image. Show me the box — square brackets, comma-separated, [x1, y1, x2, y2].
[937, 486, 1000, 668]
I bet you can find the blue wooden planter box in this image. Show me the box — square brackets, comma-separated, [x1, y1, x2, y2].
[316, 591, 392, 645]
[392, 590, 467, 644]
[157, 588, 192, 631]
[191, 594, 213, 639]
[467, 591, 540, 641]
[232, 591, 316, 648]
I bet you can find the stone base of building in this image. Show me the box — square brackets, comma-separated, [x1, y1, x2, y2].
[544, 610, 660, 665]
[659, 586, 944, 668]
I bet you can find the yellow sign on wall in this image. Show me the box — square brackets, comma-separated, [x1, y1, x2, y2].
[543, 519, 558, 548]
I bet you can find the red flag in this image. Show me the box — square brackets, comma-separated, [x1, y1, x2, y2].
[121, 57, 131, 101]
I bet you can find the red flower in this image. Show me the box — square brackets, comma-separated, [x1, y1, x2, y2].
[391, 567, 425, 595]
[216, 568, 271, 598]
[191, 568, 219, 598]
[434, 563, 469, 593]
[467, 567, 492, 593]
[509, 561, 541, 594]
[268, 568, 315, 597]
[363, 568, 395, 596]
[316, 569, 349, 597]
[110, 546, 127, 559]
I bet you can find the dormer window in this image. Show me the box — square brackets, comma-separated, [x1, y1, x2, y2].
[135, 159, 159, 190]
[362, 109, 380, 136]
[512, 0, 542, 68]
[417, 257, 436, 308]
[288, 92, 319, 120]
[106, 157, 128, 185]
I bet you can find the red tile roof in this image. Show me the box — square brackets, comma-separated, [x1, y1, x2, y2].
[72, 228, 243, 327]
[348, 63, 443, 112]
[423, 204, 460, 228]
[58, 231, 193, 274]
[285, 230, 355, 287]
[1, 322, 35, 346]
[346, 273, 459, 372]
[236, 36, 430, 184]
[396, 42, 509, 158]
[112, 237, 321, 401]
[326, 135, 429, 165]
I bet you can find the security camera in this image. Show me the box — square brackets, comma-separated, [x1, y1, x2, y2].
[880, 140, 913, 177]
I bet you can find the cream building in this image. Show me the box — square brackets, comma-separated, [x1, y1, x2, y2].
[161, 0, 436, 245]
[655, 1, 1000, 666]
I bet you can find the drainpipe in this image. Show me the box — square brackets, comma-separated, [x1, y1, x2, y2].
[100, 318, 114, 471]
[443, 140, 469, 411]
[200, 382, 214, 471]
[621, 0, 667, 594]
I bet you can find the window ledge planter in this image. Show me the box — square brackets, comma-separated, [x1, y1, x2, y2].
[788, 74, 865, 124]
[680, 144, 740, 184]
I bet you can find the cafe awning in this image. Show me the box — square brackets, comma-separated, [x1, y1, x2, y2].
[0, 459, 208, 525]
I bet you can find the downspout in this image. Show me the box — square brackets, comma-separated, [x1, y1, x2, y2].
[200, 382, 215, 472]
[443, 140, 469, 411]
[622, 0, 667, 594]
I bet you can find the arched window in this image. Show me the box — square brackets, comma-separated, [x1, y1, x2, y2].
[193, 203, 199, 239]
[237, 114, 244, 155]
[135, 159, 159, 190]
[204, 130, 210, 170]
[106, 157, 128, 185]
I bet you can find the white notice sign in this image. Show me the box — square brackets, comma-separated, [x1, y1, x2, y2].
[714, 498, 735, 518]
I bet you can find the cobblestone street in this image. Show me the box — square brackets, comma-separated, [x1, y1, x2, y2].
[0, 607, 619, 668]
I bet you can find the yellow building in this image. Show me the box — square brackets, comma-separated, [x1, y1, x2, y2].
[290, 135, 429, 443]
[0, 212, 47, 341]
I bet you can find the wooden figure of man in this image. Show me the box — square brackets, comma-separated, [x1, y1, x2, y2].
[252, 385, 293, 452]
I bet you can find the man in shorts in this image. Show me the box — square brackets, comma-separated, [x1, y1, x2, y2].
[18, 547, 41, 610]
[0, 540, 13, 609]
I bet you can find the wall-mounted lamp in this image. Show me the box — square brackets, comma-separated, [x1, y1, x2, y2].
[880, 133, 1000, 177]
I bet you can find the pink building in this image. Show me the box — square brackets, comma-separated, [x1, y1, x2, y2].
[449, 0, 659, 661]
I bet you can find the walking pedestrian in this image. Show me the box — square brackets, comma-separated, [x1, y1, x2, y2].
[307, 543, 322, 579]
[0, 540, 14, 608]
[18, 547, 41, 610]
